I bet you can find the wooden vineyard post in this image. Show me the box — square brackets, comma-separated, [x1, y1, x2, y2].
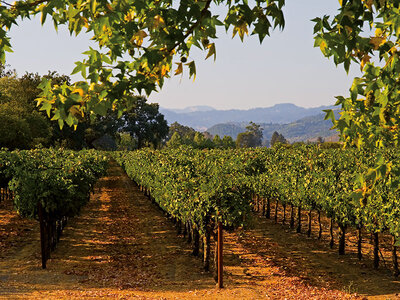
[38, 201, 47, 269]
[217, 220, 223, 289]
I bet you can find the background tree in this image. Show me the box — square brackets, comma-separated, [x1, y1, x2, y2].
[166, 132, 183, 148]
[166, 129, 235, 149]
[213, 135, 222, 148]
[236, 122, 263, 148]
[221, 135, 236, 149]
[119, 96, 169, 149]
[116, 132, 136, 150]
[0, 71, 93, 149]
[236, 132, 255, 148]
[0, 75, 52, 149]
[167, 122, 197, 144]
[0, 68, 168, 149]
[246, 122, 263, 145]
[270, 131, 287, 147]
[192, 132, 214, 149]
[202, 131, 213, 141]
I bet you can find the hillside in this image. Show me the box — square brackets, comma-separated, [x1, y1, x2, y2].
[160, 103, 335, 131]
[207, 112, 340, 143]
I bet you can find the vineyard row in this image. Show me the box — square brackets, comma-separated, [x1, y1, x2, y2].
[114, 146, 400, 277]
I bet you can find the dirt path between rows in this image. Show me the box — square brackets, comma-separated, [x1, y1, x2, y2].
[0, 162, 398, 299]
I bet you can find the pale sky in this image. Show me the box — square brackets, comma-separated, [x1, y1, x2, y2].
[6, 1, 362, 110]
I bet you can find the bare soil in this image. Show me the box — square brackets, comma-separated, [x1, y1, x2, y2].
[0, 162, 398, 299]
[0, 190, 35, 258]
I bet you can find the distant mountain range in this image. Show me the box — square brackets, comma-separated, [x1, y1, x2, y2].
[165, 105, 216, 114]
[207, 112, 340, 145]
[159, 103, 340, 144]
[160, 103, 335, 131]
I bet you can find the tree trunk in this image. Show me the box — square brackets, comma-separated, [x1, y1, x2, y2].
[282, 204, 286, 225]
[318, 210, 322, 240]
[213, 228, 218, 282]
[373, 232, 379, 270]
[274, 200, 278, 223]
[38, 202, 47, 269]
[176, 220, 182, 235]
[52, 218, 57, 251]
[296, 206, 301, 233]
[204, 225, 211, 271]
[290, 204, 295, 229]
[266, 198, 271, 219]
[392, 235, 399, 277]
[262, 198, 265, 216]
[192, 226, 200, 256]
[307, 209, 312, 237]
[217, 221, 223, 289]
[329, 218, 334, 249]
[338, 224, 346, 255]
[199, 235, 204, 260]
[357, 224, 362, 260]
[187, 222, 192, 244]
[183, 221, 187, 238]
[256, 195, 260, 212]
[48, 216, 54, 252]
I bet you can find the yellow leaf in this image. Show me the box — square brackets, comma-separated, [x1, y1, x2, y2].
[362, 0, 373, 10]
[205, 43, 216, 61]
[154, 15, 165, 28]
[232, 21, 248, 42]
[36, 97, 44, 106]
[174, 62, 183, 75]
[370, 36, 385, 50]
[73, 88, 84, 97]
[345, 26, 353, 34]
[130, 30, 148, 47]
[89, 83, 96, 92]
[360, 53, 371, 70]
[375, 28, 384, 37]
[319, 40, 327, 52]
[160, 63, 170, 76]
[82, 17, 88, 28]
[124, 11, 135, 22]
[70, 105, 84, 118]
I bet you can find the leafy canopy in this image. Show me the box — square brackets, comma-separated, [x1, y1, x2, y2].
[313, 0, 400, 200]
[314, 1, 400, 150]
[236, 121, 263, 148]
[0, 0, 285, 128]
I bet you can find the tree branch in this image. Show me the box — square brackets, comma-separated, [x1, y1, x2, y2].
[1, 1, 12, 7]
[7, 0, 50, 10]
[27, 0, 49, 7]
[167, 0, 212, 53]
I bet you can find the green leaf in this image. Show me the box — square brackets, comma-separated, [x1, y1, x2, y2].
[205, 43, 216, 61]
[323, 109, 336, 122]
[186, 61, 196, 80]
